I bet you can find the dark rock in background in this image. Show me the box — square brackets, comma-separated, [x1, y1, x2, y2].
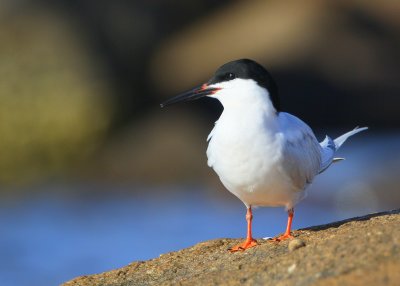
[1, 0, 399, 186]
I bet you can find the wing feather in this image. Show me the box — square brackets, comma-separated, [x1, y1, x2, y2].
[278, 113, 322, 190]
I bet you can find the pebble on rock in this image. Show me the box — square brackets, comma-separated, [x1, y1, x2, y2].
[288, 238, 306, 252]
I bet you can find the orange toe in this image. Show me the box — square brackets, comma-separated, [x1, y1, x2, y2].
[229, 239, 258, 252]
[270, 233, 294, 242]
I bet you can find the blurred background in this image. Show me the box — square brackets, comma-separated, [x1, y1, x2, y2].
[0, 0, 399, 285]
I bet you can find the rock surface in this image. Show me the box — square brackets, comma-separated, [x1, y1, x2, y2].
[64, 209, 400, 286]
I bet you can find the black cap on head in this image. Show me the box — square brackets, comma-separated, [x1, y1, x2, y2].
[208, 59, 280, 111]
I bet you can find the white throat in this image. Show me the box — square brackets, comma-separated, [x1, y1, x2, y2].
[209, 78, 277, 117]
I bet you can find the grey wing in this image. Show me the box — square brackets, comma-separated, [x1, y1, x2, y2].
[279, 113, 322, 190]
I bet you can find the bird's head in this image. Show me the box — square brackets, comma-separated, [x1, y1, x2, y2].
[160, 59, 280, 113]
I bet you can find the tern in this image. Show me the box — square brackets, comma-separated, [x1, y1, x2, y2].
[161, 59, 367, 252]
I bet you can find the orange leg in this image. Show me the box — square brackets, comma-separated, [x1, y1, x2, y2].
[271, 208, 295, 242]
[229, 207, 258, 252]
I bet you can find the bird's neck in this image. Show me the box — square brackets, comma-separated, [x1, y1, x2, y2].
[219, 100, 278, 134]
[221, 95, 277, 122]
[216, 85, 278, 117]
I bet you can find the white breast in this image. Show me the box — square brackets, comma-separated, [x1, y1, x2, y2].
[208, 116, 290, 207]
[207, 112, 322, 210]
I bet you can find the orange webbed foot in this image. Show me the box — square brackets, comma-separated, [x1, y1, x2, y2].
[270, 208, 295, 242]
[270, 233, 294, 242]
[228, 239, 258, 252]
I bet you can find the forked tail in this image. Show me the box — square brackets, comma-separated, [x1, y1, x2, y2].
[319, 126, 368, 173]
[333, 126, 368, 149]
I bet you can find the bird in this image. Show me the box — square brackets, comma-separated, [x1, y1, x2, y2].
[160, 59, 367, 252]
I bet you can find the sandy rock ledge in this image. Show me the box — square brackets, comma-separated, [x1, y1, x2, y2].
[63, 209, 400, 286]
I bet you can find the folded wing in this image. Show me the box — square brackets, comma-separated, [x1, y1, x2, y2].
[279, 113, 322, 190]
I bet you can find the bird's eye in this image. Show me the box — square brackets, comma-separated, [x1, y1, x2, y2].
[226, 73, 236, 80]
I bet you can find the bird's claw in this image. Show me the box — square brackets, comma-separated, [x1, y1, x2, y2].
[269, 233, 294, 242]
[228, 239, 258, 252]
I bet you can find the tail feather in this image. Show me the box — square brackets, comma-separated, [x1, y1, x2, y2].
[319, 126, 367, 173]
[334, 126, 368, 149]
